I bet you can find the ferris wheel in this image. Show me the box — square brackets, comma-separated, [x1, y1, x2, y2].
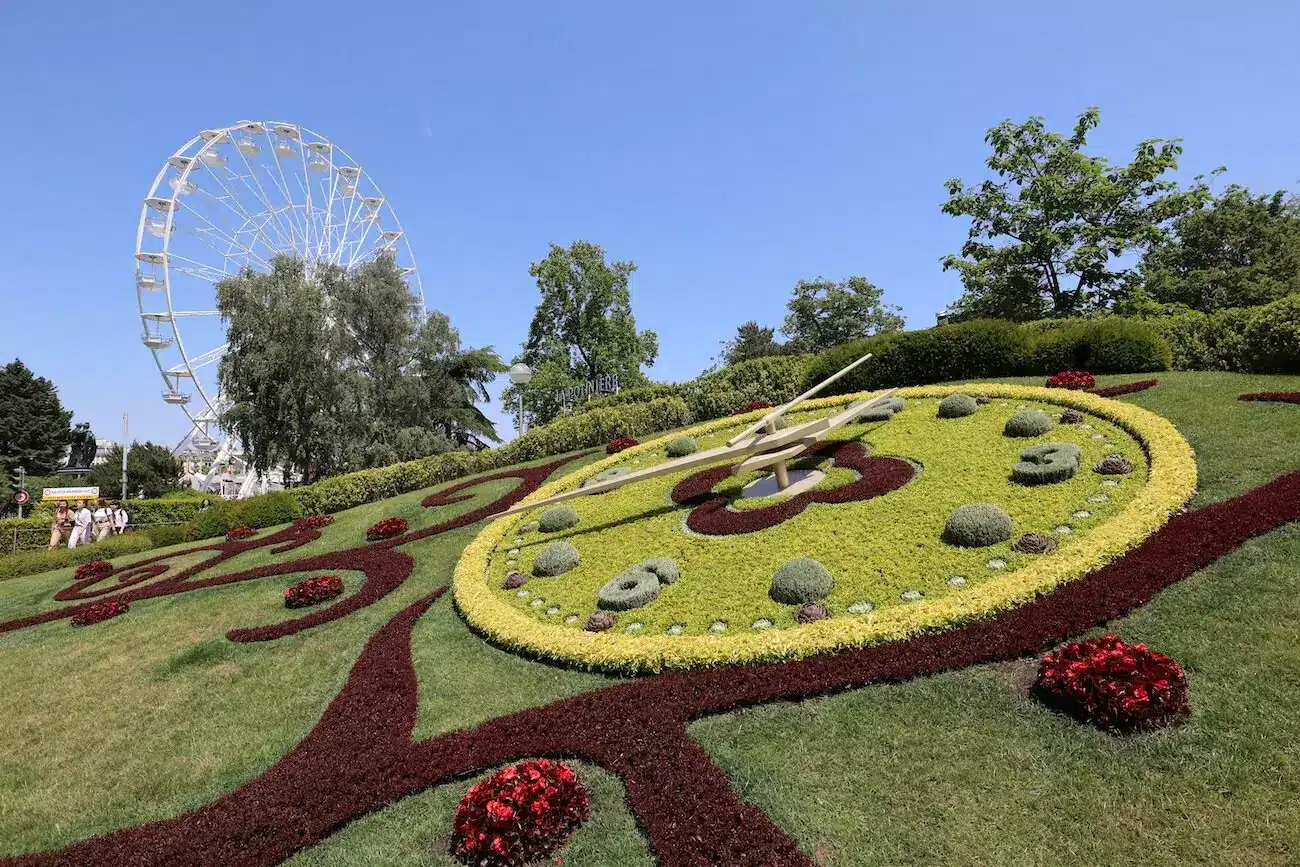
[135, 120, 423, 493]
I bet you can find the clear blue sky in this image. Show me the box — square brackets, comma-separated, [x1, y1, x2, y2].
[2, 1, 1297, 447]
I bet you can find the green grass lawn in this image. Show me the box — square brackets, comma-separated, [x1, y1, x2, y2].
[1, 373, 1299, 865]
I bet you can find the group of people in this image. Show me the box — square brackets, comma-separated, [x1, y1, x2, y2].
[48, 499, 129, 550]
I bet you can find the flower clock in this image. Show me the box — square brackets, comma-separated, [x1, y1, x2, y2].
[1046, 370, 1096, 390]
[283, 575, 345, 609]
[226, 526, 256, 542]
[457, 384, 1197, 673]
[1033, 634, 1190, 733]
[451, 759, 591, 866]
[365, 516, 408, 541]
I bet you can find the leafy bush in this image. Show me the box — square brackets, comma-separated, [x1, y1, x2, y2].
[532, 541, 581, 577]
[686, 355, 809, 419]
[1146, 294, 1300, 372]
[1240, 293, 1300, 372]
[665, 436, 699, 457]
[597, 568, 661, 610]
[142, 524, 191, 548]
[0, 533, 155, 583]
[942, 503, 1013, 547]
[936, 394, 978, 418]
[769, 558, 835, 605]
[1004, 410, 1055, 437]
[1033, 634, 1190, 733]
[580, 383, 685, 413]
[1011, 443, 1082, 485]
[1031, 320, 1170, 373]
[538, 505, 580, 532]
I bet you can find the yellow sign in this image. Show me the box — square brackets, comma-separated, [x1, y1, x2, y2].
[42, 486, 100, 502]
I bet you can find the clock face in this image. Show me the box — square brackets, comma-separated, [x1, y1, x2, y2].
[456, 385, 1196, 673]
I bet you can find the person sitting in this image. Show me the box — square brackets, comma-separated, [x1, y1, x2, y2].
[93, 499, 114, 542]
[70, 500, 94, 549]
[113, 503, 129, 535]
[48, 500, 75, 550]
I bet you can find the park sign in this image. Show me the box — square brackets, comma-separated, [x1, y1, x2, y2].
[42, 486, 99, 502]
[555, 374, 621, 411]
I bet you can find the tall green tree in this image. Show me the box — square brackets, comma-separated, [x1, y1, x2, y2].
[941, 107, 1218, 320]
[781, 277, 905, 353]
[720, 321, 790, 366]
[0, 359, 73, 476]
[88, 442, 183, 499]
[217, 254, 504, 481]
[507, 241, 659, 427]
[1140, 185, 1300, 312]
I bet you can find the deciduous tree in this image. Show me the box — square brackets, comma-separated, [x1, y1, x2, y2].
[781, 277, 904, 353]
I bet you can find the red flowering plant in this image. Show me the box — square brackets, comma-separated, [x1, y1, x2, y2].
[606, 436, 639, 455]
[732, 400, 773, 416]
[74, 560, 114, 582]
[71, 600, 130, 627]
[226, 526, 256, 542]
[296, 514, 335, 530]
[1032, 634, 1190, 734]
[365, 516, 408, 541]
[1045, 370, 1096, 390]
[450, 759, 591, 866]
[284, 575, 345, 609]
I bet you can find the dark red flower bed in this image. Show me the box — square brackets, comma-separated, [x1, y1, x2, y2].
[296, 514, 335, 529]
[450, 759, 591, 866]
[1046, 370, 1095, 390]
[226, 527, 256, 542]
[70, 600, 129, 627]
[732, 400, 773, 415]
[1088, 379, 1158, 398]
[1239, 392, 1300, 405]
[606, 436, 639, 455]
[284, 575, 345, 609]
[1032, 634, 1189, 733]
[74, 560, 113, 582]
[14, 459, 1300, 867]
[365, 517, 408, 541]
[671, 440, 914, 535]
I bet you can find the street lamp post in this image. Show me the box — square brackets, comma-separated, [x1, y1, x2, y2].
[508, 363, 534, 436]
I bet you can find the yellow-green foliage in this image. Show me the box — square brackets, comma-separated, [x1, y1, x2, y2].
[454, 385, 1197, 673]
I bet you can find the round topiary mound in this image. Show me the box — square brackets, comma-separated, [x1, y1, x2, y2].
[857, 406, 894, 423]
[502, 571, 528, 589]
[884, 396, 906, 412]
[1004, 410, 1055, 437]
[597, 569, 662, 611]
[538, 505, 580, 532]
[1012, 532, 1058, 554]
[665, 436, 698, 457]
[1011, 442, 1082, 485]
[937, 393, 978, 418]
[770, 558, 835, 605]
[584, 611, 616, 632]
[943, 503, 1013, 547]
[1032, 634, 1190, 733]
[976, 395, 993, 405]
[1059, 408, 1084, 424]
[532, 541, 580, 577]
[638, 558, 680, 584]
[795, 602, 830, 624]
[1095, 454, 1134, 475]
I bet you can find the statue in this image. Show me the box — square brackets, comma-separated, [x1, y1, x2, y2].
[65, 423, 98, 471]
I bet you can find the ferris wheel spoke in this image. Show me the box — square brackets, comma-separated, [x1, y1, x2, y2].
[195, 165, 294, 257]
[265, 137, 311, 259]
[224, 139, 301, 252]
[175, 199, 273, 270]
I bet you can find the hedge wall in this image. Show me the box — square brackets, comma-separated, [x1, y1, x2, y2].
[681, 355, 811, 420]
[1146, 293, 1300, 373]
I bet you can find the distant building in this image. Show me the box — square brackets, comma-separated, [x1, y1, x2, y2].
[92, 442, 118, 467]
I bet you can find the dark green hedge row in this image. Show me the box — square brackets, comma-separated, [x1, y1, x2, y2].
[803, 318, 1171, 396]
[0, 533, 156, 583]
[1145, 293, 1300, 373]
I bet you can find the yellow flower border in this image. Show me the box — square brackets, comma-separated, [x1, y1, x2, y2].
[454, 384, 1197, 673]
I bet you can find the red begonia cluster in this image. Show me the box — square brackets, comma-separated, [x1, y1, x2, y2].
[1033, 633, 1189, 733]
[1046, 370, 1096, 390]
[226, 527, 256, 542]
[732, 400, 773, 415]
[451, 759, 591, 866]
[296, 514, 335, 529]
[74, 560, 113, 582]
[606, 436, 639, 455]
[284, 575, 345, 609]
[365, 517, 408, 541]
[71, 600, 129, 627]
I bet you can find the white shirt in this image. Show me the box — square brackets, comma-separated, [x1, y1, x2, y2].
[74, 508, 93, 528]
[114, 508, 129, 529]
[93, 507, 112, 523]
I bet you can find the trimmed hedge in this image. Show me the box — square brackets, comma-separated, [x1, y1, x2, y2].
[0, 533, 155, 583]
[1146, 293, 1300, 373]
[187, 491, 303, 541]
[683, 355, 811, 420]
